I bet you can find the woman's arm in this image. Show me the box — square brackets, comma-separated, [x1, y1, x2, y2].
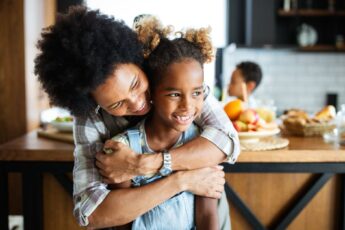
[195, 196, 219, 230]
[96, 94, 240, 182]
[87, 166, 225, 228]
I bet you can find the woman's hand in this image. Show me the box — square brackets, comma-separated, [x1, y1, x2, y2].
[177, 165, 225, 199]
[95, 140, 140, 183]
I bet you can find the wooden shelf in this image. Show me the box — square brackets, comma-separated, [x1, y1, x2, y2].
[278, 9, 345, 17]
[298, 44, 345, 52]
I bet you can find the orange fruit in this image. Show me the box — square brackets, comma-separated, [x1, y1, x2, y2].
[224, 99, 244, 121]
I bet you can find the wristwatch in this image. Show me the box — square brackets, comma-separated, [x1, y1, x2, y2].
[159, 150, 172, 176]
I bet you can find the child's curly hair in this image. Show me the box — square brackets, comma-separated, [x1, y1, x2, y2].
[34, 6, 143, 117]
[134, 16, 214, 89]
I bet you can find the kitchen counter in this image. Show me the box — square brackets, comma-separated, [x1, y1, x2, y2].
[1, 132, 344, 162]
[239, 136, 345, 163]
[0, 132, 344, 229]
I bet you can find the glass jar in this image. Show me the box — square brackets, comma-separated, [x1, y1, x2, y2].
[336, 104, 345, 145]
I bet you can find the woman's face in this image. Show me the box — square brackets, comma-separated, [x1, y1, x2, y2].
[151, 59, 204, 132]
[92, 63, 151, 116]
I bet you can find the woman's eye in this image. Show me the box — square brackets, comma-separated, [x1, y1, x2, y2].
[111, 101, 123, 110]
[134, 80, 139, 89]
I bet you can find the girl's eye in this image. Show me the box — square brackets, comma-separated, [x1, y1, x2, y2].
[168, 93, 180, 97]
[193, 91, 203, 96]
[111, 101, 123, 110]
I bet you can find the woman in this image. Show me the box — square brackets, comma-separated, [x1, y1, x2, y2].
[34, 6, 240, 228]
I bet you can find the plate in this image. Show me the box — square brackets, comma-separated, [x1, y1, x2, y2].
[238, 129, 280, 143]
[49, 120, 73, 132]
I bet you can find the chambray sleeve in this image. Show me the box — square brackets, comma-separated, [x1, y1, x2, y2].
[194, 93, 241, 164]
[72, 115, 110, 226]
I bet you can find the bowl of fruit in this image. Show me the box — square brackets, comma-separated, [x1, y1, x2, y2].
[224, 99, 279, 143]
[49, 116, 74, 132]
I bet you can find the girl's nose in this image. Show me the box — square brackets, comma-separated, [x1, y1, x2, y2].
[179, 96, 193, 110]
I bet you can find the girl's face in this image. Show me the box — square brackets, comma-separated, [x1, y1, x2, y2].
[152, 59, 204, 132]
[92, 63, 151, 116]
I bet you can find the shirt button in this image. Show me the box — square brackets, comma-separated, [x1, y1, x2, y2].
[229, 133, 235, 138]
[77, 196, 81, 202]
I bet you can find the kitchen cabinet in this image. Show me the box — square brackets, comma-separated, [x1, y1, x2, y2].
[229, 0, 276, 46]
[276, 0, 345, 51]
[228, 0, 345, 51]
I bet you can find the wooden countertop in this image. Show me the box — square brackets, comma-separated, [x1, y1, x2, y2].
[240, 136, 345, 163]
[0, 131, 74, 161]
[0, 131, 344, 162]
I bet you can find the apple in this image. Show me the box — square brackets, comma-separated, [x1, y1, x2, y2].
[247, 123, 258, 131]
[238, 109, 259, 124]
[233, 120, 248, 132]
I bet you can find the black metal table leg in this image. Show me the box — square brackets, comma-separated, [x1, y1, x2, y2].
[53, 173, 73, 196]
[0, 170, 8, 230]
[272, 173, 333, 230]
[225, 182, 266, 230]
[23, 172, 43, 230]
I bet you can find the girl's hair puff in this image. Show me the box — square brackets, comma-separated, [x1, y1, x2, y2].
[183, 27, 214, 63]
[135, 15, 174, 58]
[135, 16, 214, 89]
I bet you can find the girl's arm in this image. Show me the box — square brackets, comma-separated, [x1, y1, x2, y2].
[195, 196, 219, 230]
[87, 167, 225, 228]
[96, 94, 240, 183]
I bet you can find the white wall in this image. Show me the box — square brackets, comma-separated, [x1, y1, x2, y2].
[222, 47, 345, 114]
[85, 0, 228, 88]
[24, 0, 55, 130]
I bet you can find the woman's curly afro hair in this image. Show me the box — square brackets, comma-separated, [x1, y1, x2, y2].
[34, 6, 143, 117]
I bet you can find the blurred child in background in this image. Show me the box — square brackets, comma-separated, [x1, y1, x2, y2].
[227, 61, 262, 108]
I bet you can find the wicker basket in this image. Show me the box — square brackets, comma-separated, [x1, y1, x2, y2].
[282, 121, 336, 136]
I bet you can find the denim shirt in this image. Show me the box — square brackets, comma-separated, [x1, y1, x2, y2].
[114, 120, 200, 230]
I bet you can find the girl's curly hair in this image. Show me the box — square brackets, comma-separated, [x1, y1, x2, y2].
[34, 6, 143, 117]
[134, 16, 214, 89]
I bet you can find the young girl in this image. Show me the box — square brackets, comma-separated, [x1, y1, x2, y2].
[110, 17, 221, 229]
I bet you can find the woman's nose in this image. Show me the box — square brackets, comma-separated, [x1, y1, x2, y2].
[127, 93, 143, 111]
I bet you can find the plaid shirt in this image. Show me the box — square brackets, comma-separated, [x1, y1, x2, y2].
[72, 93, 240, 226]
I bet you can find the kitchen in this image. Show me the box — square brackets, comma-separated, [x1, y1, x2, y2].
[1, 0, 345, 229]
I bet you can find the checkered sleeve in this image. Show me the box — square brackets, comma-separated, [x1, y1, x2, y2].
[72, 115, 110, 226]
[194, 93, 241, 164]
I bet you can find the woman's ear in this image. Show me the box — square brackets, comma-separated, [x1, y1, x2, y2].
[246, 81, 257, 93]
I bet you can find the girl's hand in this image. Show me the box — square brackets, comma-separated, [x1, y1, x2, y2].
[95, 140, 140, 183]
[178, 166, 225, 199]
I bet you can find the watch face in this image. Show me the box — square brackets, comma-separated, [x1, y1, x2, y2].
[160, 168, 172, 176]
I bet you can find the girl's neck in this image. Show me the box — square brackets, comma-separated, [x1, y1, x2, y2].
[145, 113, 182, 152]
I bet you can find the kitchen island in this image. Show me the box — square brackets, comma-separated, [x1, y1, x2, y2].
[0, 132, 344, 230]
[225, 136, 345, 230]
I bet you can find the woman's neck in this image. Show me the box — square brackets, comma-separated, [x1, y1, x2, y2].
[145, 113, 182, 152]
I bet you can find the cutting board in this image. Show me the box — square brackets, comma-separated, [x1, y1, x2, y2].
[37, 129, 74, 144]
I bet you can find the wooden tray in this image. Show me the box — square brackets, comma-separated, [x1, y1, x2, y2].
[37, 129, 74, 144]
